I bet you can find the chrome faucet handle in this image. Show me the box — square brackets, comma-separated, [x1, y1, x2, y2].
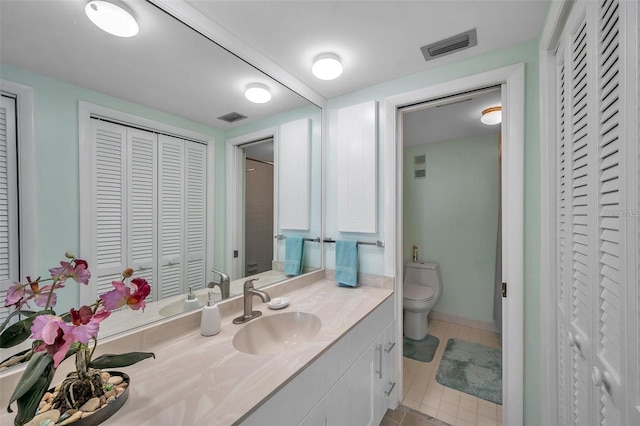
[212, 269, 230, 283]
[209, 269, 231, 299]
[232, 278, 267, 325]
[243, 278, 259, 290]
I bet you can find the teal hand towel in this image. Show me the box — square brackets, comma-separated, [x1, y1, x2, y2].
[284, 236, 304, 276]
[335, 240, 358, 287]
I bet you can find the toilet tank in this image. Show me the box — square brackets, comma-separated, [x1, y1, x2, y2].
[404, 262, 442, 291]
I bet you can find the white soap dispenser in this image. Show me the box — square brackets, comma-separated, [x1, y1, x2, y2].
[183, 286, 200, 312]
[200, 291, 221, 336]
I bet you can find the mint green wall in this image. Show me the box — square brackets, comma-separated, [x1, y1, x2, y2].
[325, 38, 541, 424]
[1, 63, 227, 311]
[403, 135, 499, 324]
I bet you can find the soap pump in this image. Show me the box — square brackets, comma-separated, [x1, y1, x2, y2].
[183, 286, 200, 312]
[200, 291, 221, 336]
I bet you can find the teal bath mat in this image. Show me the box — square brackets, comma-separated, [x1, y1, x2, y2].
[403, 334, 440, 363]
[436, 338, 502, 404]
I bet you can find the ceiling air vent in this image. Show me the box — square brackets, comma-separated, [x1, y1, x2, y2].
[421, 28, 477, 62]
[217, 112, 247, 123]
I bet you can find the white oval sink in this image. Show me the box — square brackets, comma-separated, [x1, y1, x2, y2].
[232, 312, 321, 355]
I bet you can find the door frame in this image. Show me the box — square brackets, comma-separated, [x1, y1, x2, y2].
[383, 63, 525, 424]
[226, 128, 279, 280]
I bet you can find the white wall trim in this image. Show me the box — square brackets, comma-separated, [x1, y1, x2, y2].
[538, 2, 574, 424]
[383, 63, 526, 424]
[226, 128, 279, 280]
[149, 0, 326, 109]
[0, 80, 37, 275]
[78, 101, 216, 304]
[540, 0, 575, 52]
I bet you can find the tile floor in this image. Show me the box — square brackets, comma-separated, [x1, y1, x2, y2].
[400, 319, 503, 426]
[380, 405, 450, 426]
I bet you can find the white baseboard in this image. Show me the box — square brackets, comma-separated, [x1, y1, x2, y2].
[428, 310, 499, 333]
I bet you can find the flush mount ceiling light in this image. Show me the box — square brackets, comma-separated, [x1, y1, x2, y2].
[245, 83, 272, 104]
[480, 106, 502, 125]
[312, 53, 343, 80]
[85, 1, 139, 38]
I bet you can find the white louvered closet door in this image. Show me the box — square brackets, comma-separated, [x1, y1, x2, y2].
[184, 141, 207, 292]
[158, 135, 185, 298]
[567, 6, 595, 424]
[554, 0, 639, 424]
[593, 0, 625, 423]
[0, 95, 19, 322]
[555, 42, 572, 426]
[91, 119, 129, 298]
[127, 128, 157, 301]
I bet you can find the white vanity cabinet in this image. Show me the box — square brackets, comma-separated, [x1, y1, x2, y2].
[241, 296, 396, 426]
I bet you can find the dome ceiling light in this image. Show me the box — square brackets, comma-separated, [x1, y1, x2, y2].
[312, 53, 343, 80]
[85, 1, 139, 38]
[245, 83, 272, 104]
[480, 106, 502, 125]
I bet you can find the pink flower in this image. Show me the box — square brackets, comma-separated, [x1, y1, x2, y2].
[48, 259, 91, 285]
[100, 278, 151, 311]
[31, 315, 75, 368]
[4, 279, 64, 309]
[68, 306, 110, 343]
[4, 282, 29, 309]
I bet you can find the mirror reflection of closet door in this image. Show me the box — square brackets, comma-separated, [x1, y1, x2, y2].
[243, 139, 274, 277]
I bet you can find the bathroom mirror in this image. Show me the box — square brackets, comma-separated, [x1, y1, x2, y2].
[0, 0, 322, 366]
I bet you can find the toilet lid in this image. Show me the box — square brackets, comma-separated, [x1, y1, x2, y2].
[404, 283, 435, 302]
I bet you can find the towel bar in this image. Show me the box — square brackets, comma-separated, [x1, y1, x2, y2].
[323, 238, 385, 248]
[274, 235, 320, 242]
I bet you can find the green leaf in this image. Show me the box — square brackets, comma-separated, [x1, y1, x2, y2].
[7, 352, 54, 415]
[0, 310, 55, 349]
[13, 357, 55, 426]
[0, 310, 35, 333]
[89, 352, 155, 369]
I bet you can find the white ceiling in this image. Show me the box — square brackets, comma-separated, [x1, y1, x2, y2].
[403, 88, 502, 146]
[0, 0, 312, 130]
[0, 0, 548, 135]
[187, 0, 549, 99]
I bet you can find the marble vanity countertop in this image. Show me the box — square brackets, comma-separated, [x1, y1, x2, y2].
[0, 276, 393, 426]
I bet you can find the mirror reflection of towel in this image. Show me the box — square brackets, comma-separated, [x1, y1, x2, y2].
[284, 236, 304, 276]
[335, 240, 358, 287]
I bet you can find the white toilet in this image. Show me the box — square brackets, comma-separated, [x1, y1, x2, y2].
[403, 262, 442, 340]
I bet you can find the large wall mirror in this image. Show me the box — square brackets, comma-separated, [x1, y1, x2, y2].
[0, 0, 322, 367]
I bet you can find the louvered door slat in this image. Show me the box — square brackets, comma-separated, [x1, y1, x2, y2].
[158, 135, 184, 297]
[557, 48, 571, 423]
[184, 141, 206, 291]
[568, 11, 595, 425]
[595, 0, 624, 423]
[92, 120, 128, 295]
[128, 129, 157, 301]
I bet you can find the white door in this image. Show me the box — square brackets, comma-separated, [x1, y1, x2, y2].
[0, 95, 19, 322]
[553, 0, 639, 424]
[158, 134, 185, 298]
[127, 128, 157, 299]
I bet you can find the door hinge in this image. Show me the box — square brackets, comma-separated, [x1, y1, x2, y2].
[233, 250, 239, 258]
[502, 282, 507, 298]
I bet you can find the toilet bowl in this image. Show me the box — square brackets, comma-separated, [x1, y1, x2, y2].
[403, 262, 442, 340]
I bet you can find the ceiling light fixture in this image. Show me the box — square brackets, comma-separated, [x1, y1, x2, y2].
[312, 53, 343, 80]
[85, 0, 139, 38]
[245, 83, 272, 104]
[480, 106, 502, 125]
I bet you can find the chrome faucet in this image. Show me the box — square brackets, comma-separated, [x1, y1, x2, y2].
[208, 269, 230, 300]
[232, 278, 271, 324]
